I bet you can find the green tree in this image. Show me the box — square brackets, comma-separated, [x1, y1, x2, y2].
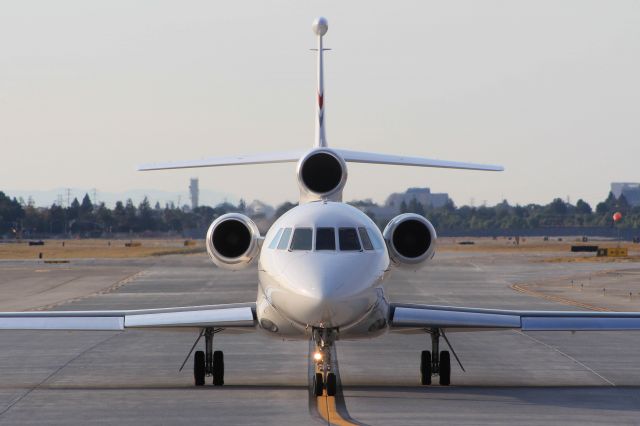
[0, 192, 25, 234]
[80, 193, 93, 215]
[575, 199, 592, 214]
[67, 198, 80, 221]
[138, 197, 156, 231]
[408, 198, 425, 216]
[274, 202, 297, 220]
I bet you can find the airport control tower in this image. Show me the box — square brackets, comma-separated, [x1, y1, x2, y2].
[189, 178, 199, 210]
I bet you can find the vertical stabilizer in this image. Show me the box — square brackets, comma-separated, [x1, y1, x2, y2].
[312, 17, 329, 148]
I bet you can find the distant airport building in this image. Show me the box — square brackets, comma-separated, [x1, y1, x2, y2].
[352, 187, 451, 224]
[246, 200, 275, 218]
[189, 178, 199, 209]
[611, 182, 640, 206]
[385, 187, 450, 209]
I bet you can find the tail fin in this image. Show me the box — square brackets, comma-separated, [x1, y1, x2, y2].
[137, 17, 504, 175]
[312, 17, 329, 148]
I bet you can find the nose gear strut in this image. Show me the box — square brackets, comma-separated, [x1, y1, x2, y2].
[311, 328, 338, 396]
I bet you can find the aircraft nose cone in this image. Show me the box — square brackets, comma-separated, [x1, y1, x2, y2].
[278, 254, 379, 327]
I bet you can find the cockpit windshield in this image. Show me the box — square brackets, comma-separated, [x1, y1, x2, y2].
[276, 228, 292, 250]
[316, 227, 336, 250]
[338, 228, 361, 251]
[358, 227, 374, 250]
[268, 226, 381, 252]
[290, 228, 313, 250]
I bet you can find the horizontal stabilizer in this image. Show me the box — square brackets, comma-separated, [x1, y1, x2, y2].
[335, 149, 503, 172]
[137, 151, 305, 171]
[138, 148, 502, 172]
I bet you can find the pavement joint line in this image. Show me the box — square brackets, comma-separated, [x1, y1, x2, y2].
[32, 276, 81, 296]
[515, 330, 616, 387]
[29, 270, 145, 312]
[0, 332, 120, 418]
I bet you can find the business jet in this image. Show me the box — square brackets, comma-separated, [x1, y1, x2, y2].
[3, 18, 640, 395]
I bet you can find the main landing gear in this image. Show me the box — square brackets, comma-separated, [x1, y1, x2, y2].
[420, 328, 463, 386]
[312, 328, 338, 397]
[190, 328, 224, 386]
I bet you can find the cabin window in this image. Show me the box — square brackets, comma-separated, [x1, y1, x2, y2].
[339, 228, 361, 251]
[268, 228, 283, 249]
[316, 227, 336, 250]
[291, 228, 313, 250]
[358, 227, 374, 250]
[277, 228, 292, 250]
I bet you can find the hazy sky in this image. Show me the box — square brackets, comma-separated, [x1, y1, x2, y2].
[1, 1, 639, 207]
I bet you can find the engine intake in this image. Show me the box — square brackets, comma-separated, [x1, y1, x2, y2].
[297, 149, 347, 202]
[383, 213, 437, 267]
[206, 213, 261, 270]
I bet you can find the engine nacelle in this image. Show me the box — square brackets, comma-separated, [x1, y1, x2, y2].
[205, 213, 261, 270]
[383, 213, 437, 267]
[296, 148, 348, 203]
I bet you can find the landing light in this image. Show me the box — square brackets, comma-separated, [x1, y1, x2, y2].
[313, 352, 323, 361]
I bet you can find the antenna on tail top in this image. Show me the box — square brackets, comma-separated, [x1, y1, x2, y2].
[312, 17, 329, 148]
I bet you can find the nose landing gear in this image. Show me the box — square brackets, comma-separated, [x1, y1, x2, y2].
[312, 328, 338, 396]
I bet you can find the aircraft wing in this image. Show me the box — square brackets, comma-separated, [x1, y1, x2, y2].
[334, 149, 504, 172]
[0, 303, 256, 331]
[390, 303, 640, 331]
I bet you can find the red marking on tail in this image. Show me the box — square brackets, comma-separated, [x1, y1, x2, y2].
[318, 93, 324, 109]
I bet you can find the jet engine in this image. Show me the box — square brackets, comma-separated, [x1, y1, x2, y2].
[383, 213, 437, 267]
[205, 213, 261, 270]
[297, 148, 347, 202]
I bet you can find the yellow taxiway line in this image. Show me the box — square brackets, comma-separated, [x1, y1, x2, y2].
[511, 283, 611, 312]
[316, 393, 359, 426]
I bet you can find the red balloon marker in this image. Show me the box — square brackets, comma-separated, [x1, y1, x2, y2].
[613, 212, 622, 222]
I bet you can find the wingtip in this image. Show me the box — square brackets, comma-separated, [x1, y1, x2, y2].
[136, 164, 154, 172]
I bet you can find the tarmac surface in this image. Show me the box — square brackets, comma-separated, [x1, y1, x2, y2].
[1, 250, 640, 425]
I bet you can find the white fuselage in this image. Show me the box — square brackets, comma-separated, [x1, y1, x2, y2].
[256, 201, 391, 340]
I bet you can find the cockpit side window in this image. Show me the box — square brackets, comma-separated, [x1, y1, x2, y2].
[277, 228, 292, 250]
[339, 228, 361, 251]
[268, 228, 284, 249]
[358, 227, 374, 250]
[291, 228, 313, 250]
[316, 227, 336, 250]
[367, 227, 384, 250]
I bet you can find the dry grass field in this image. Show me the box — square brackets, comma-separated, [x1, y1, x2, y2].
[0, 239, 204, 260]
[438, 236, 640, 262]
[1, 236, 638, 262]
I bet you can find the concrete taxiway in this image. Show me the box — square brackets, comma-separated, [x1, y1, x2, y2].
[1, 251, 640, 425]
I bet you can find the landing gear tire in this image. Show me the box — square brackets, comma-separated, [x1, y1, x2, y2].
[194, 350, 205, 386]
[314, 373, 324, 396]
[420, 350, 432, 385]
[213, 350, 224, 386]
[439, 351, 451, 386]
[326, 373, 337, 396]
